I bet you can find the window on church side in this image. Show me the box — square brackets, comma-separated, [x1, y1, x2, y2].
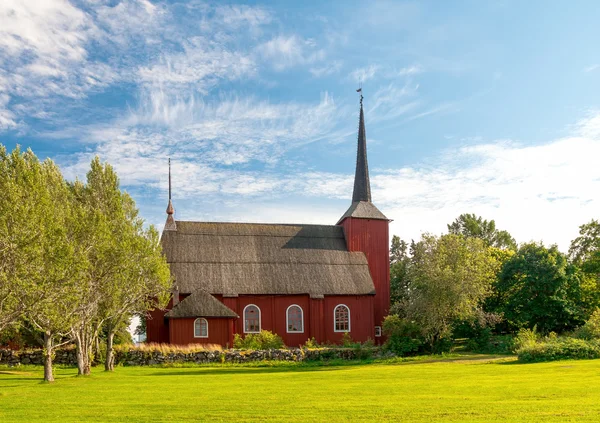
[334, 304, 350, 332]
[194, 318, 208, 338]
[244, 304, 261, 333]
[286, 305, 304, 333]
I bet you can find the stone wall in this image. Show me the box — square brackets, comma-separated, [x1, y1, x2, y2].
[0, 348, 78, 366]
[0, 346, 382, 367]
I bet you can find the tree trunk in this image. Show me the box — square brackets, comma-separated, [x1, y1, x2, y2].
[74, 330, 92, 376]
[43, 331, 54, 383]
[105, 330, 115, 371]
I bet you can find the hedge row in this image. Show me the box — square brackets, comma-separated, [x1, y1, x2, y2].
[517, 338, 600, 362]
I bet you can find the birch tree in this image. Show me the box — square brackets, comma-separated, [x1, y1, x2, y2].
[72, 158, 170, 373]
[0, 147, 84, 382]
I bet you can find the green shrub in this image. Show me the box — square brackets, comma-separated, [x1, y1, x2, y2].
[382, 315, 425, 356]
[574, 309, 600, 340]
[513, 327, 539, 352]
[233, 330, 285, 350]
[302, 337, 319, 349]
[517, 337, 600, 362]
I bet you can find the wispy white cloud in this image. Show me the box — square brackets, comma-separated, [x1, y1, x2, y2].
[60, 90, 341, 192]
[583, 64, 600, 73]
[137, 38, 256, 90]
[348, 65, 380, 83]
[0, 93, 17, 130]
[309, 61, 343, 77]
[256, 35, 325, 71]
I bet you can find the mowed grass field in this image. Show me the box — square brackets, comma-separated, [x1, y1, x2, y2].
[1, 356, 600, 422]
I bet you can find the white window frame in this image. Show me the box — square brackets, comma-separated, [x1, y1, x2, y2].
[194, 318, 208, 338]
[243, 304, 261, 333]
[333, 304, 351, 333]
[375, 326, 382, 337]
[286, 304, 304, 333]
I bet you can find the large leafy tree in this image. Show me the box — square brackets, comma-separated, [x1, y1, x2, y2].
[389, 235, 412, 314]
[401, 234, 501, 346]
[448, 213, 517, 250]
[71, 158, 171, 374]
[495, 242, 585, 333]
[570, 219, 600, 277]
[0, 146, 26, 331]
[0, 147, 171, 381]
[0, 147, 85, 382]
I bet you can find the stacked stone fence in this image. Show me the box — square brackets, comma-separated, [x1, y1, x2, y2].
[0, 346, 383, 367]
[0, 347, 78, 366]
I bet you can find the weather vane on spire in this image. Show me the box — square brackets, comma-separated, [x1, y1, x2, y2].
[356, 81, 363, 106]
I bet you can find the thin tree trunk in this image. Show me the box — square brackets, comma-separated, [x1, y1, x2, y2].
[105, 330, 115, 371]
[74, 330, 92, 376]
[43, 331, 54, 383]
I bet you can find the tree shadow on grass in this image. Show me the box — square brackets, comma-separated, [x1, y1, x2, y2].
[145, 365, 349, 377]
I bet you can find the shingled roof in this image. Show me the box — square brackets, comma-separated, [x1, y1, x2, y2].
[166, 290, 238, 318]
[161, 221, 375, 297]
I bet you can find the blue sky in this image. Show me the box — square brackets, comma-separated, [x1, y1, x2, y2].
[1, 0, 599, 250]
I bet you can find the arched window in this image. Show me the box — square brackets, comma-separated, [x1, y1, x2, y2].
[334, 304, 350, 332]
[286, 305, 304, 333]
[243, 304, 261, 333]
[194, 318, 208, 338]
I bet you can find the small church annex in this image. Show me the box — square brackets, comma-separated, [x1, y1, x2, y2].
[146, 95, 390, 347]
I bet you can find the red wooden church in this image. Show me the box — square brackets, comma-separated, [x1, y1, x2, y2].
[146, 95, 390, 347]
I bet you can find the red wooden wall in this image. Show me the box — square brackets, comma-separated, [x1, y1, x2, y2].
[169, 317, 233, 347]
[340, 217, 390, 338]
[146, 299, 172, 344]
[146, 293, 375, 347]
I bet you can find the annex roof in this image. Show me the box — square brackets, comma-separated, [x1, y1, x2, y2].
[166, 290, 238, 318]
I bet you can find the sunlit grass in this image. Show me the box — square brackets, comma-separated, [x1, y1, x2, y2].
[1, 355, 599, 422]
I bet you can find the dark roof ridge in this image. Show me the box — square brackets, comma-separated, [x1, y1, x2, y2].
[174, 220, 340, 228]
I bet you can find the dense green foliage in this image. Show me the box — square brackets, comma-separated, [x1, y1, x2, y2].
[517, 336, 600, 362]
[389, 235, 411, 310]
[382, 315, 424, 355]
[570, 220, 600, 276]
[233, 330, 285, 350]
[447, 213, 517, 250]
[494, 243, 585, 333]
[392, 233, 501, 348]
[3, 358, 600, 422]
[0, 146, 172, 381]
[515, 311, 600, 362]
[575, 309, 600, 340]
[390, 213, 600, 352]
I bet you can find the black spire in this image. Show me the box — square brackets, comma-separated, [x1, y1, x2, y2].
[352, 91, 371, 203]
[337, 89, 388, 224]
[165, 158, 177, 231]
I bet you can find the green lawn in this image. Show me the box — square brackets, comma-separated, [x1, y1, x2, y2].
[1, 356, 600, 422]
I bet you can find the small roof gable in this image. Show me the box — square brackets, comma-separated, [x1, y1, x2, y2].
[166, 291, 238, 319]
[337, 201, 388, 224]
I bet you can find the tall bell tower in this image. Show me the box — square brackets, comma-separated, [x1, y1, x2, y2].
[337, 91, 390, 340]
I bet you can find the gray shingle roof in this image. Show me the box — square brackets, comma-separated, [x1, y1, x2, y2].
[161, 221, 375, 297]
[337, 201, 388, 223]
[166, 290, 238, 318]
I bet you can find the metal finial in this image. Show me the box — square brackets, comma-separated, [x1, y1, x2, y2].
[166, 158, 175, 216]
[168, 158, 172, 201]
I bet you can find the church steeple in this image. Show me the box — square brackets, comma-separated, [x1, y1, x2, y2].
[337, 90, 388, 224]
[164, 158, 177, 231]
[352, 91, 371, 203]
